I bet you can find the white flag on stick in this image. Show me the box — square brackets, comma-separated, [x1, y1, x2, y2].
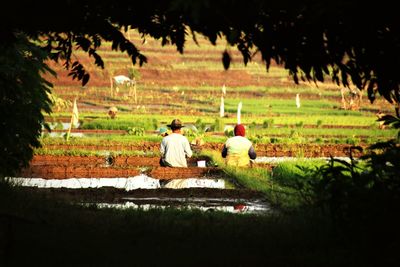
[296, 93, 301, 108]
[222, 84, 226, 95]
[220, 96, 225, 117]
[66, 98, 79, 141]
[72, 98, 79, 128]
[237, 101, 242, 124]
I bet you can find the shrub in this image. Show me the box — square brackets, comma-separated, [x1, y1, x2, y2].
[152, 118, 159, 130]
[224, 126, 234, 137]
[183, 128, 196, 137]
[289, 130, 300, 138]
[211, 118, 224, 132]
[315, 137, 323, 143]
[270, 137, 279, 143]
[195, 118, 206, 132]
[262, 119, 274, 129]
[292, 139, 400, 231]
[82, 118, 157, 130]
[249, 121, 257, 129]
[127, 127, 145, 136]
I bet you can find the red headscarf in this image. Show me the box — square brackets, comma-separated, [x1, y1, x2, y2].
[234, 124, 246, 137]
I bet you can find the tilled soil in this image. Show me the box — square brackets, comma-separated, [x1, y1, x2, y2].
[18, 143, 364, 201]
[19, 165, 223, 179]
[21, 146, 362, 180]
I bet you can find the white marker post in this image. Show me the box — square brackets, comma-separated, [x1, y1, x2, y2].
[237, 101, 242, 124]
[296, 93, 301, 108]
[66, 98, 79, 141]
[220, 96, 224, 117]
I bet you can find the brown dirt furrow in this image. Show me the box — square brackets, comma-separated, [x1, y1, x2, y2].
[254, 143, 366, 157]
[30, 155, 212, 168]
[18, 164, 222, 179]
[42, 143, 161, 152]
[19, 165, 141, 179]
[31, 155, 105, 165]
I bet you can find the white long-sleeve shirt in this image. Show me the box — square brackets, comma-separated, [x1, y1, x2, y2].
[160, 133, 193, 167]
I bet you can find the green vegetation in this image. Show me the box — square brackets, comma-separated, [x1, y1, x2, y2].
[3, 140, 399, 266]
[49, 110, 381, 125]
[0, 34, 53, 177]
[0, 180, 368, 267]
[81, 119, 139, 130]
[2, 2, 400, 266]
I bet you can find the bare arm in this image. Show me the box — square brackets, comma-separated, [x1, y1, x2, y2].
[184, 138, 193, 158]
[160, 139, 166, 156]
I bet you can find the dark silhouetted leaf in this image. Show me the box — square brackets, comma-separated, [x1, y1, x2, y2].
[222, 50, 231, 70]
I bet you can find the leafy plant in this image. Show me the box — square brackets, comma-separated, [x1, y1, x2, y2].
[295, 121, 304, 128]
[291, 135, 400, 229]
[82, 118, 157, 130]
[128, 67, 141, 80]
[151, 118, 159, 130]
[127, 127, 145, 136]
[211, 118, 224, 132]
[224, 126, 234, 137]
[289, 130, 300, 138]
[195, 118, 207, 132]
[262, 119, 274, 129]
[184, 124, 206, 146]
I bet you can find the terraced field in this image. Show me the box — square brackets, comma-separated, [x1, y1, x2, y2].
[13, 30, 397, 211]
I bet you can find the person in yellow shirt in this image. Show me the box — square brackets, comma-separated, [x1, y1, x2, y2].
[221, 124, 256, 167]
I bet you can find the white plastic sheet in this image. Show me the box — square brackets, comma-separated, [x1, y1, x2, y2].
[8, 174, 161, 191]
[163, 178, 225, 189]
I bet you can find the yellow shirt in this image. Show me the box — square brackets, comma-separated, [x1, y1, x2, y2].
[224, 136, 253, 167]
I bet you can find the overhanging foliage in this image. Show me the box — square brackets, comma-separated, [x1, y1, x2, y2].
[1, 0, 399, 103]
[1, 0, 400, 176]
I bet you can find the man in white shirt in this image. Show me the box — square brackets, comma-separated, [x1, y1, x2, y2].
[160, 119, 193, 167]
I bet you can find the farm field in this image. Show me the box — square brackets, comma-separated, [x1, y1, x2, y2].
[3, 21, 399, 267]
[44, 31, 396, 132]
[14, 29, 397, 208]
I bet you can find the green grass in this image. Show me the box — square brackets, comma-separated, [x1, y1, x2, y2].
[247, 127, 398, 138]
[0, 179, 362, 267]
[223, 98, 366, 116]
[80, 118, 159, 131]
[48, 110, 380, 126]
[2, 154, 397, 266]
[40, 134, 163, 145]
[7, 28, 399, 266]
[202, 150, 292, 208]
[39, 127, 395, 147]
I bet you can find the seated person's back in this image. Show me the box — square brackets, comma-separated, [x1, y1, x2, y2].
[222, 124, 256, 167]
[160, 119, 192, 167]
